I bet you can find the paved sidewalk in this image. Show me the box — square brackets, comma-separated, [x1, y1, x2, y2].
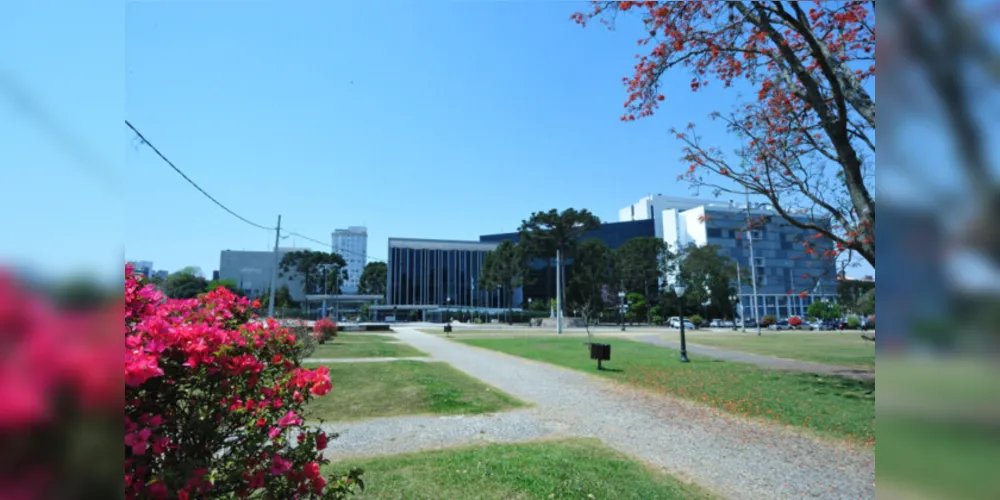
[631, 334, 875, 380]
[334, 327, 874, 500]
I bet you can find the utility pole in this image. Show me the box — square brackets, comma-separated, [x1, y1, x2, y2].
[555, 248, 563, 334]
[267, 215, 282, 318]
[744, 189, 762, 336]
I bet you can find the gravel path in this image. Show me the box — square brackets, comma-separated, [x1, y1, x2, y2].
[302, 357, 431, 364]
[632, 334, 876, 380]
[367, 326, 875, 500]
[311, 408, 559, 459]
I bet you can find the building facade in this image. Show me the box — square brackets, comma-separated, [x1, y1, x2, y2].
[129, 260, 154, 277]
[219, 249, 305, 301]
[386, 238, 504, 310]
[332, 226, 368, 294]
[658, 202, 838, 320]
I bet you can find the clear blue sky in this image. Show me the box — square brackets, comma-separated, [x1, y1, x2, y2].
[2, 0, 876, 281]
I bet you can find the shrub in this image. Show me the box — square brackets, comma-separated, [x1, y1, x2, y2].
[689, 314, 703, 327]
[761, 314, 777, 327]
[847, 316, 861, 329]
[125, 264, 363, 499]
[313, 318, 338, 344]
[651, 315, 663, 325]
[787, 315, 803, 328]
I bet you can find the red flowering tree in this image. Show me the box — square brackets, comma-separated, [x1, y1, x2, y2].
[125, 264, 363, 499]
[573, 1, 876, 269]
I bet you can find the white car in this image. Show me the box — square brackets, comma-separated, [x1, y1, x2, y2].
[669, 317, 697, 330]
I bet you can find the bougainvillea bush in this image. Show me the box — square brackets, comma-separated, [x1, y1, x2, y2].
[125, 264, 362, 499]
[313, 318, 338, 344]
[787, 316, 803, 328]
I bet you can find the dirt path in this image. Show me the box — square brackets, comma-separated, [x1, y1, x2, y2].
[322, 327, 874, 500]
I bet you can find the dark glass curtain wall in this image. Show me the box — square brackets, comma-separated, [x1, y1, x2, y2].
[389, 246, 502, 308]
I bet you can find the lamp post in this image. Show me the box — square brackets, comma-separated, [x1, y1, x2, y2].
[674, 283, 689, 363]
[618, 290, 626, 331]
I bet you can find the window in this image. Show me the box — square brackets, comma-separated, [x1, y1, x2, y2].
[750, 230, 762, 240]
[707, 228, 722, 238]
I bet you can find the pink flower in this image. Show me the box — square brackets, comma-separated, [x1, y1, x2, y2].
[270, 454, 292, 476]
[268, 427, 282, 439]
[277, 410, 302, 427]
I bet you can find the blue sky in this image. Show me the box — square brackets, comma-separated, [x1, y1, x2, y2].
[2, 0, 877, 282]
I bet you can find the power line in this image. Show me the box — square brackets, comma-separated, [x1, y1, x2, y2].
[126, 119, 275, 231]
[126, 120, 383, 264]
[286, 231, 384, 263]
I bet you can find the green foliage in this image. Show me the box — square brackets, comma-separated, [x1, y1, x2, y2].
[517, 208, 601, 305]
[625, 292, 646, 322]
[847, 316, 861, 329]
[258, 284, 297, 309]
[856, 288, 875, 316]
[279, 250, 348, 296]
[616, 237, 669, 324]
[162, 269, 208, 299]
[837, 279, 875, 310]
[761, 314, 777, 327]
[207, 278, 240, 295]
[480, 240, 526, 322]
[567, 239, 612, 312]
[807, 300, 842, 321]
[690, 314, 704, 326]
[358, 262, 387, 296]
[678, 244, 737, 320]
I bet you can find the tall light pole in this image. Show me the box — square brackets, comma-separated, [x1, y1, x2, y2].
[744, 188, 762, 336]
[555, 248, 563, 334]
[618, 287, 626, 332]
[267, 215, 282, 318]
[674, 281, 689, 363]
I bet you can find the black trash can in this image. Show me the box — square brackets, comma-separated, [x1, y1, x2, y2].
[444, 324, 452, 334]
[589, 342, 611, 369]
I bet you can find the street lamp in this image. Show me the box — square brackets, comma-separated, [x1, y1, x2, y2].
[618, 290, 626, 331]
[446, 297, 452, 324]
[674, 283, 690, 363]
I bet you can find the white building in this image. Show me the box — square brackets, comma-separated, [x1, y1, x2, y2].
[332, 226, 368, 294]
[619, 194, 837, 320]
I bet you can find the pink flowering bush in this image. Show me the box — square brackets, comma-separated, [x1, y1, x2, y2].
[313, 318, 338, 344]
[0, 270, 121, 498]
[125, 264, 362, 499]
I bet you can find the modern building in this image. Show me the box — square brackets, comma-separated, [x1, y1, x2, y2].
[479, 219, 657, 304]
[129, 260, 154, 277]
[381, 238, 504, 318]
[218, 248, 305, 301]
[621, 195, 839, 319]
[332, 226, 368, 294]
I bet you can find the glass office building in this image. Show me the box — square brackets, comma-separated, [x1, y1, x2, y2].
[386, 238, 507, 309]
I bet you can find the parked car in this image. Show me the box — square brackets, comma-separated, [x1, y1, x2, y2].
[768, 319, 792, 331]
[669, 317, 697, 330]
[709, 319, 723, 328]
[808, 320, 838, 331]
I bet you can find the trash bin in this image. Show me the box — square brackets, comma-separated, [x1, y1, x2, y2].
[589, 343, 611, 369]
[444, 324, 452, 334]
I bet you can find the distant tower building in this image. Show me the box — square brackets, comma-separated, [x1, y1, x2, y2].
[331, 226, 368, 294]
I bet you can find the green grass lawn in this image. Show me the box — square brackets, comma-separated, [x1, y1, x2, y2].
[306, 361, 525, 421]
[877, 417, 1000, 500]
[326, 438, 717, 499]
[683, 332, 876, 369]
[310, 339, 427, 358]
[459, 337, 874, 446]
[334, 333, 399, 342]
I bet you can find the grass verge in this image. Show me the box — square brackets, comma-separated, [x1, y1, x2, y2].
[310, 340, 426, 359]
[326, 438, 717, 499]
[683, 332, 875, 369]
[306, 361, 524, 421]
[458, 337, 874, 446]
